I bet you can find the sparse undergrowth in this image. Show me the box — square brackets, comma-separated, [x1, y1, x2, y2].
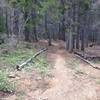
[0, 43, 35, 71]
[91, 59, 100, 64]
[0, 42, 50, 75]
[0, 71, 16, 93]
[0, 42, 50, 96]
[16, 91, 26, 100]
[66, 58, 86, 75]
[23, 56, 50, 75]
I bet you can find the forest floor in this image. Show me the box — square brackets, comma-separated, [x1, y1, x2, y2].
[1, 40, 100, 100]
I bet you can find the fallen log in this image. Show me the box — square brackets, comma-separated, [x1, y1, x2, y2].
[74, 51, 100, 60]
[75, 54, 100, 70]
[16, 48, 47, 71]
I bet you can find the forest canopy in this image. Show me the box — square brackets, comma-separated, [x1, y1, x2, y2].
[0, 0, 99, 52]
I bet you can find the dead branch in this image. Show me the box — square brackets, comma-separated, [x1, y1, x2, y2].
[75, 54, 100, 70]
[16, 48, 47, 71]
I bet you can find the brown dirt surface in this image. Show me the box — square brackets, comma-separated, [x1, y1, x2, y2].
[1, 40, 100, 100]
[39, 41, 100, 100]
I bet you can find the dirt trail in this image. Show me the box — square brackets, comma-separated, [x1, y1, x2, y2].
[40, 51, 74, 100]
[39, 42, 100, 100]
[3, 41, 100, 100]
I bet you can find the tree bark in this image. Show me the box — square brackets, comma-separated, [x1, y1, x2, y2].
[24, 11, 30, 41]
[31, 0, 38, 42]
[45, 12, 52, 46]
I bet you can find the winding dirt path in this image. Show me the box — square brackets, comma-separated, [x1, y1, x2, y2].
[39, 42, 100, 100]
[3, 41, 100, 100]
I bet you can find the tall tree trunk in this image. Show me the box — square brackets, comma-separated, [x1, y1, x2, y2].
[58, 22, 61, 40]
[69, 32, 73, 53]
[24, 11, 30, 41]
[31, 0, 38, 42]
[76, 0, 80, 50]
[13, 8, 19, 36]
[81, 30, 85, 51]
[5, 7, 9, 37]
[60, 0, 66, 41]
[76, 29, 80, 49]
[45, 12, 51, 46]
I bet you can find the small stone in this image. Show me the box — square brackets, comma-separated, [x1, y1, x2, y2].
[36, 77, 42, 81]
[38, 97, 48, 100]
[8, 74, 16, 78]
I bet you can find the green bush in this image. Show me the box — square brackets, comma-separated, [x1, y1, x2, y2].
[0, 71, 16, 93]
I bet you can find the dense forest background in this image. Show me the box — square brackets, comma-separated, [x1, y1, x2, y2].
[0, 0, 100, 99]
[0, 0, 100, 52]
